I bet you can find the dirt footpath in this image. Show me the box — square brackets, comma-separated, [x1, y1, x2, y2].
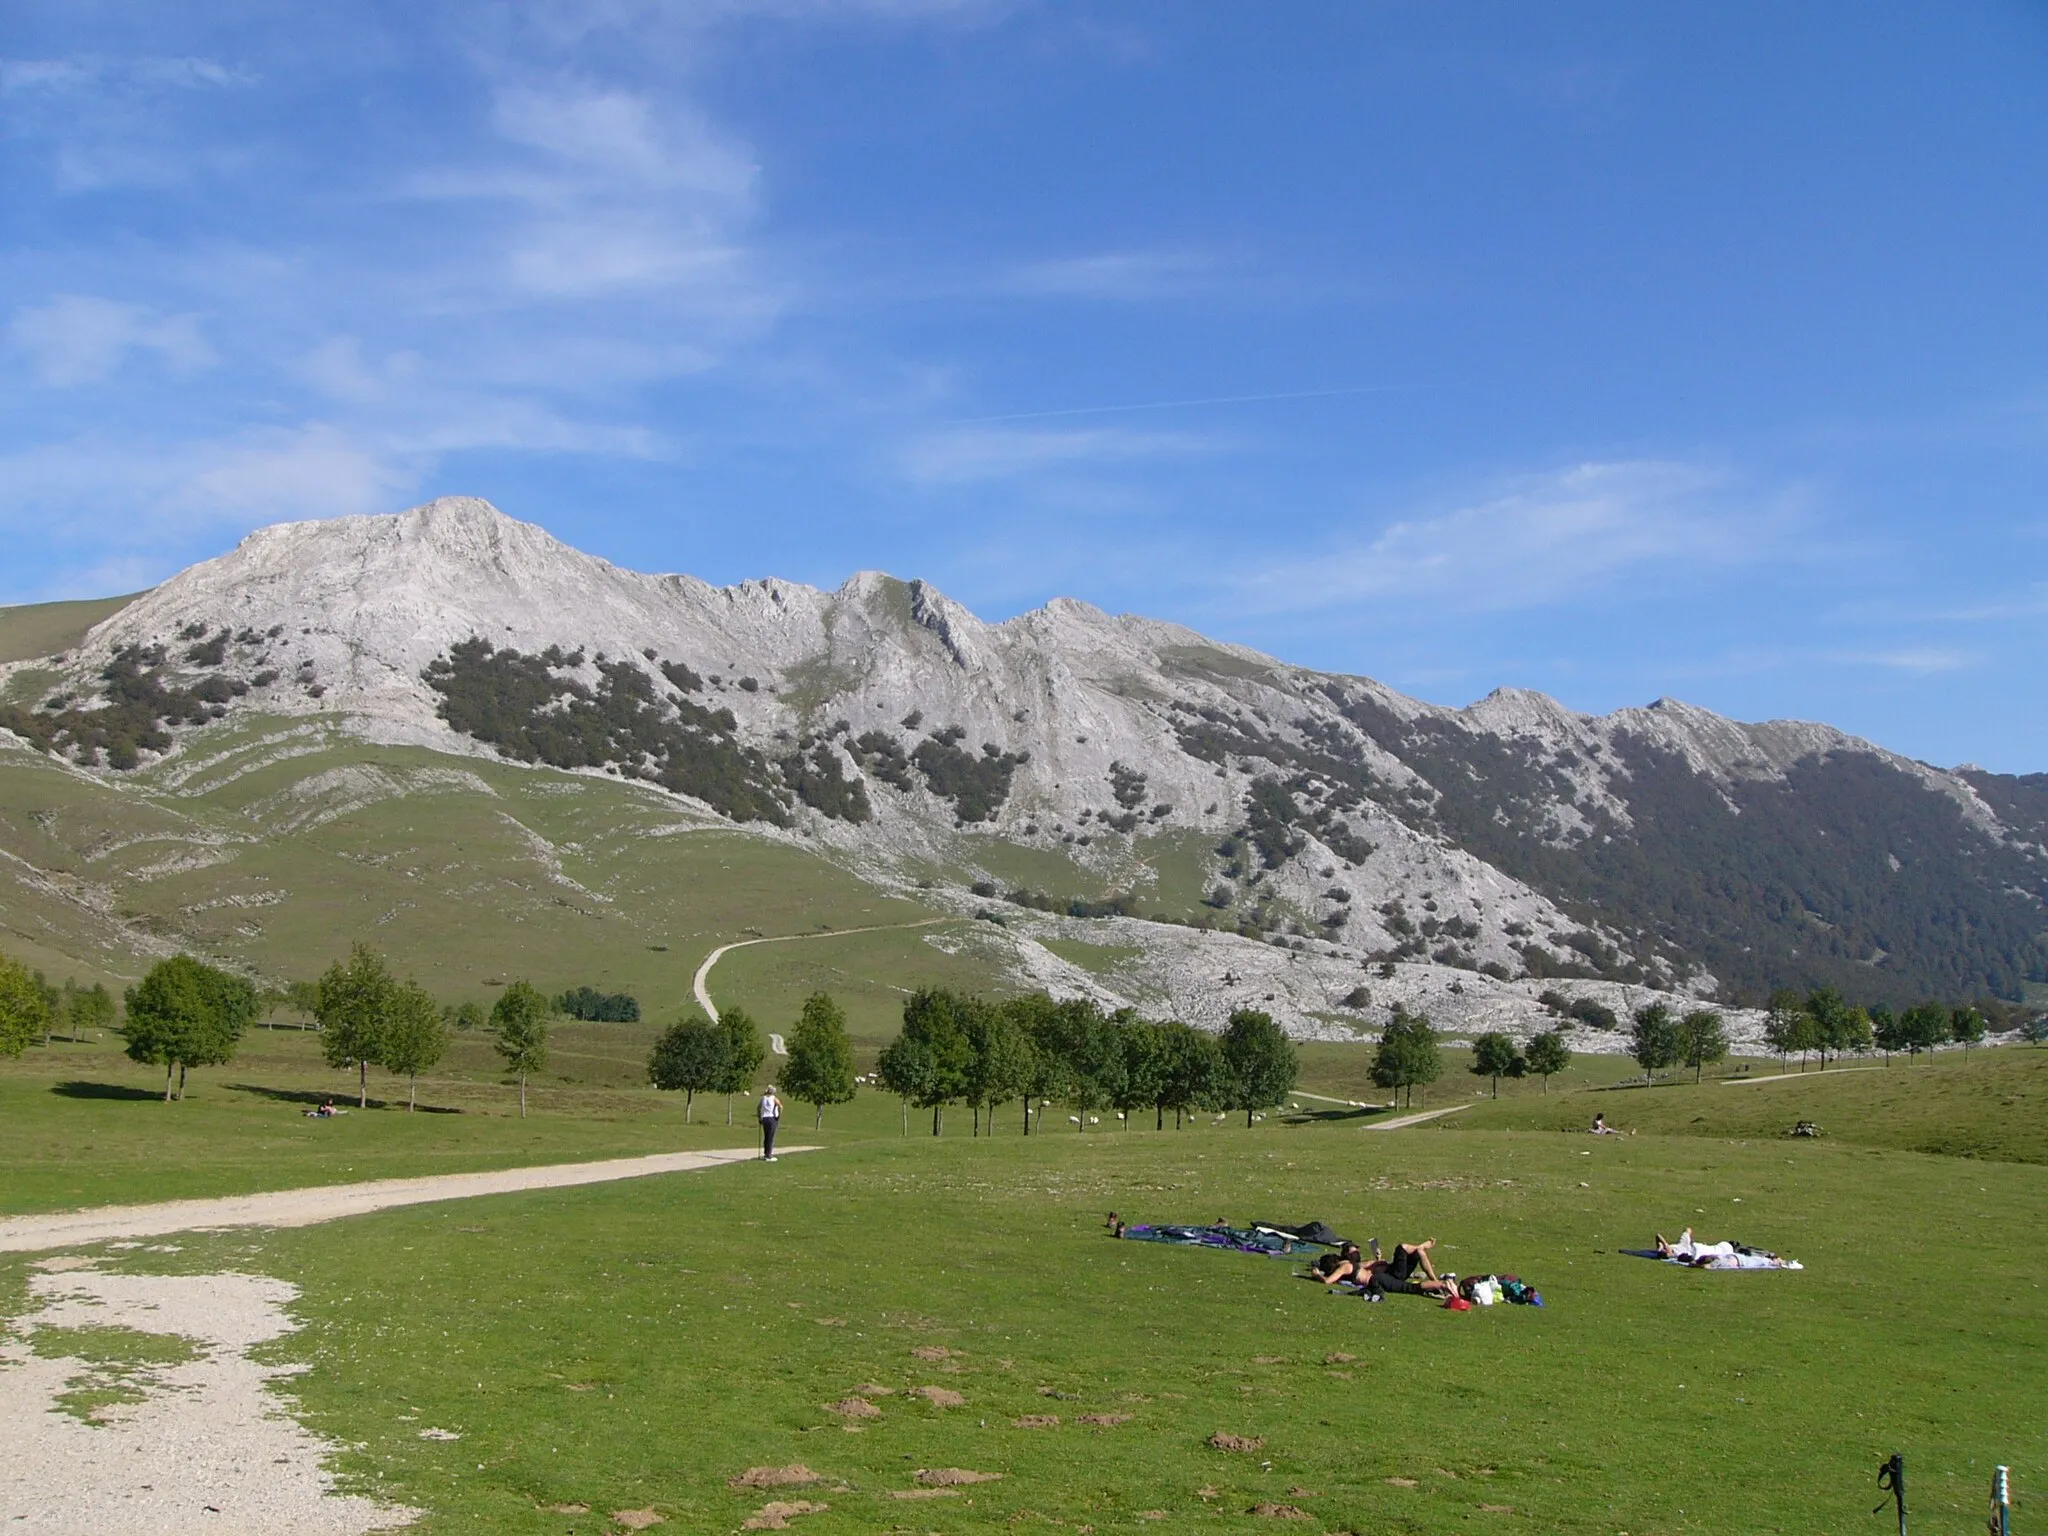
[0, 1145, 812, 1254]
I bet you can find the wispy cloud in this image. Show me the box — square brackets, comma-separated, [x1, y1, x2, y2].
[9, 295, 215, 386]
[898, 425, 1212, 484]
[1828, 647, 1978, 677]
[1004, 250, 1218, 301]
[1234, 460, 1806, 616]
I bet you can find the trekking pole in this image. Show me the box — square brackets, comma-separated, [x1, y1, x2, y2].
[1988, 1465, 2010, 1536]
[1874, 1454, 1906, 1536]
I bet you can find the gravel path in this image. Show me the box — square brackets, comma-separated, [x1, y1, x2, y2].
[691, 918, 953, 1021]
[0, 1145, 811, 1254]
[1363, 1104, 1471, 1130]
[1, 1261, 419, 1533]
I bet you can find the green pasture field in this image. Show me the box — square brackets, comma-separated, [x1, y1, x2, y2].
[0, 593, 140, 665]
[10, 1100, 2040, 1535]
[0, 719, 961, 1010]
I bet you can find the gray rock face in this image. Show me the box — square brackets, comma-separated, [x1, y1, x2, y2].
[8, 496, 2043, 1020]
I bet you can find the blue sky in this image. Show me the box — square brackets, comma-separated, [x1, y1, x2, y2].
[4, 3, 2046, 770]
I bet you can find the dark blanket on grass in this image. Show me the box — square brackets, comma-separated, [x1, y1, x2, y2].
[1120, 1223, 1337, 1256]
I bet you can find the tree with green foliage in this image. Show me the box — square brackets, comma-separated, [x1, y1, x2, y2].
[2021, 1014, 2048, 1045]
[1679, 1009, 1728, 1083]
[1805, 987, 1862, 1068]
[123, 955, 253, 1100]
[1900, 1001, 1948, 1059]
[0, 953, 48, 1059]
[886, 988, 978, 1135]
[1218, 1008, 1297, 1126]
[492, 980, 551, 1118]
[1154, 1020, 1221, 1128]
[284, 979, 323, 1026]
[444, 999, 488, 1031]
[1371, 1006, 1441, 1108]
[874, 1032, 937, 1136]
[1001, 993, 1069, 1135]
[1630, 1003, 1683, 1083]
[1523, 1028, 1571, 1092]
[316, 944, 396, 1107]
[1762, 989, 1807, 1066]
[783, 991, 857, 1129]
[1950, 1005, 1986, 1057]
[67, 980, 115, 1043]
[714, 1007, 767, 1125]
[1470, 1031, 1523, 1098]
[1112, 1019, 1169, 1128]
[648, 1016, 727, 1121]
[963, 999, 1034, 1134]
[381, 980, 447, 1111]
[1868, 1003, 1901, 1062]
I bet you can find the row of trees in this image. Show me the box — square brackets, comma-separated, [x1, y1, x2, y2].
[647, 994, 859, 1127]
[312, 945, 552, 1114]
[1763, 987, 1994, 1068]
[0, 955, 117, 1058]
[1370, 1009, 1575, 1106]
[871, 990, 1298, 1135]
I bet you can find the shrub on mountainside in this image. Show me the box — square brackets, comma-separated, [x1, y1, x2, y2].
[909, 733, 1027, 822]
[0, 644, 249, 769]
[423, 639, 797, 825]
[556, 985, 641, 1023]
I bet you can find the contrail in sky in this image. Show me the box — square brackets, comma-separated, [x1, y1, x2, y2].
[946, 385, 1415, 426]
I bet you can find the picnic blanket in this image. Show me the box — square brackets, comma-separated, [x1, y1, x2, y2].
[1120, 1224, 1309, 1256]
[1623, 1246, 1803, 1271]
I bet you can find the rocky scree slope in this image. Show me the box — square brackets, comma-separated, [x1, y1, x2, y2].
[2, 496, 2042, 1010]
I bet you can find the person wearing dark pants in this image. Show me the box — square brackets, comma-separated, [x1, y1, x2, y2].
[758, 1086, 782, 1161]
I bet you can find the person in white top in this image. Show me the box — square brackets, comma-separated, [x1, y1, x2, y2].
[758, 1087, 783, 1161]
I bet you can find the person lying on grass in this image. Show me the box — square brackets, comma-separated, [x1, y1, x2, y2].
[1311, 1242, 1368, 1285]
[1354, 1239, 1459, 1299]
[1655, 1228, 1790, 1268]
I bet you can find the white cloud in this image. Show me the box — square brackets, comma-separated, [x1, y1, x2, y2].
[898, 425, 1211, 484]
[9, 295, 215, 386]
[1005, 250, 1217, 300]
[1236, 460, 1801, 616]
[1831, 647, 1977, 677]
[167, 425, 415, 523]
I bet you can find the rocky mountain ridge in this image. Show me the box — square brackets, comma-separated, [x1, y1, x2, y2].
[4, 496, 2043, 1013]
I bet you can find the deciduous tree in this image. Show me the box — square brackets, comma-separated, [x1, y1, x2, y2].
[1523, 1028, 1571, 1092]
[648, 1017, 726, 1122]
[783, 992, 857, 1129]
[1630, 1003, 1683, 1083]
[714, 1007, 767, 1125]
[492, 981, 551, 1118]
[1679, 1009, 1728, 1083]
[123, 955, 253, 1100]
[1470, 1032, 1522, 1098]
[381, 980, 447, 1111]
[0, 953, 48, 1060]
[1219, 1008, 1297, 1127]
[1371, 1006, 1441, 1108]
[316, 944, 396, 1108]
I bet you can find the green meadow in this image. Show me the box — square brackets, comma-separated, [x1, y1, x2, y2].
[1, 1028, 2042, 1533]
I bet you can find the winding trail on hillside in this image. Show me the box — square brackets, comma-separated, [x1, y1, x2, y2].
[691, 917, 956, 1022]
[1363, 1104, 1470, 1131]
[0, 1145, 814, 1254]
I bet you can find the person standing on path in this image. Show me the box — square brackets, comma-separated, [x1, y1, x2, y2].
[758, 1086, 783, 1161]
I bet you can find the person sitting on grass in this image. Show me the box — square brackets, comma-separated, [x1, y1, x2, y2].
[1311, 1242, 1367, 1285]
[1590, 1112, 1622, 1135]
